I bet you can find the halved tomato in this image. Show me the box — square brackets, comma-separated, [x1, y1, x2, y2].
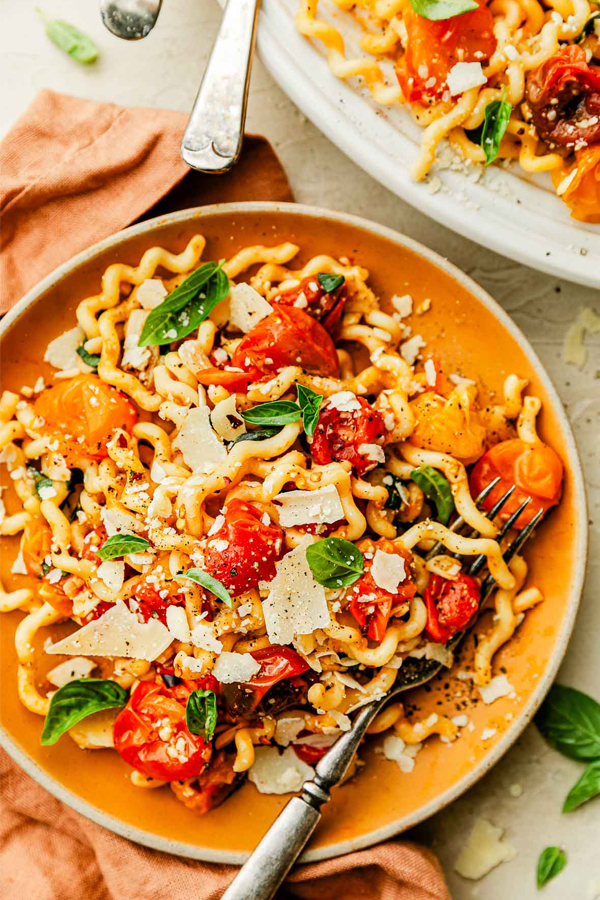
[348, 539, 416, 642]
[311, 396, 386, 476]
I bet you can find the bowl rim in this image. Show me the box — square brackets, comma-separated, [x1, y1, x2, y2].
[0, 200, 588, 864]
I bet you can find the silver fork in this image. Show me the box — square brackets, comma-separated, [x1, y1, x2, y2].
[222, 479, 544, 900]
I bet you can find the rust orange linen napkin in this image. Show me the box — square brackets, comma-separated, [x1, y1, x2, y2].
[0, 90, 451, 900]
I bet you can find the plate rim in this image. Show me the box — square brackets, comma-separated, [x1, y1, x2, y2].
[0, 200, 588, 864]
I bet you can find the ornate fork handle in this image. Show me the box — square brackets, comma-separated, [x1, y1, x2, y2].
[221, 699, 381, 900]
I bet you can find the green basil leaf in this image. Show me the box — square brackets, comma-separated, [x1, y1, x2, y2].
[76, 344, 100, 370]
[138, 262, 229, 346]
[306, 537, 364, 588]
[241, 401, 302, 427]
[410, 466, 454, 525]
[536, 847, 566, 889]
[96, 534, 151, 560]
[182, 568, 232, 608]
[27, 466, 54, 499]
[232, 428, 282, 445]
[297, 384, 323, 439]
[41, 678, 127, 745]
[481, 92, 512, 165]
[186, 689, 218, 741]
[36, 9, 99, 64]
[409, 0, 478, 19]
[535, 685, 600, 760]
[317, 273, 345, 293]
[563, 759, 600, 813]
[383, 473, 406, 511]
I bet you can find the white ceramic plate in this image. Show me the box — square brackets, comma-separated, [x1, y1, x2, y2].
[254, 0, 600, 287]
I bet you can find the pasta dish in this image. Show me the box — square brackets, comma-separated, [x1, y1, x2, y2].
[0, 235, 564, 812]
[295, 0, 600, 222]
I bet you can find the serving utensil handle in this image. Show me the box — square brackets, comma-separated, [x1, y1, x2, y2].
[181, 0, 260, 172]
[221, 701, 379, 900]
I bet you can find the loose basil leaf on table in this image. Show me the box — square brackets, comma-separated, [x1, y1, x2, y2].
[77, 344, 101, 370]
[410, 466, 454, 525]
[317, 273, 345, 293]
[562, 758, 600, 813]
[306, 537, 364, 588]
[297, 384, 323, 438]
[96, 534, 151, 560]
[183, 568, 232, 608]
[535, 684, 600, 760]
[139, 262, 230, 346]
[409, 0, 478, 19]
[232, 428, 282, 445]
[36, 9, 99, 64]
[536, 846, 566, 889]
[241, 400, 302, 427]
[481, 92, 512, 165]
[27, 466, 54, 499]
[186, 689, 218, 741]
[41, 679, 128, 745]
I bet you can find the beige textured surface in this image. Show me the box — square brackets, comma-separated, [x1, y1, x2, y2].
[1, 2, 599, 897]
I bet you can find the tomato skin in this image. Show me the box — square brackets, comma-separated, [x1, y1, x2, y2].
[470, 439, 563, 528]
[245, 646, 310, 703]
[348, 540, 416, 643]
[311, 396, 386, 476]
[21, 517, 53, 578]
[396, 0, 496, 102]
[131, 576, 186, 626]
[113, 681, 211, 782]
[272, 275, 347, 339]
[171, 750, 240, 814]
[231, 305, 340, 378]
[293, 742, 329, 765]
[34, 375, 137, 464]
[424, 573, 480, 643]
[203, 500, 284, 596]
[195, 367, 253, 393]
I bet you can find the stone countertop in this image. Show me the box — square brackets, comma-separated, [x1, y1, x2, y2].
[1, 1, 598, 897]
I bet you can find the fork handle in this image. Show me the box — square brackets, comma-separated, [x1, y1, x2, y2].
[221, 700, 379, 900]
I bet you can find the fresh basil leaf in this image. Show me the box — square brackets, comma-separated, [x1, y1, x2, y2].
[241, 401, 302, 427]
[410, 466, 454, 525]
[36, 9, 99, 64]
[481, 92, 512, 165]
[182, 568, 232, 608]
[535, 685, 600, 760]
[306, 537, 364, 588]
[383, 473, 406, 511]
[232, 428, 282, 445]
[41, 678, 127, 745]
[138, 262, 229, 346]
[76, 344, 100, 370]
[563, 759, 600, 813]
[96, 534, 151, 560]
[317, 273, 345, 293]
[186, 689, 218, 741]
[27, 466, 54, 499]
[297, 384, 323, 439]
[409, 0, 478, 19]
[536, 847, 566, 889]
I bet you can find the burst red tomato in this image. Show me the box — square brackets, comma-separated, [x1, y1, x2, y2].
[231, 305, 339, 378]
[424, 573, 480, 643]
[470, 438, 563, 528]
[272, 275, 347, 338]
[81, 525, 108, 565]
[203, 500, 284, 596]
[34, 375, 137, 465]
[114, 680, 212, 781]
[311, 396, 386, 476]
[348, 540, 417, 643]
[396, 0, 497, 103]
[195, 367, 253, 393]
[131, 575, 187, 626]
[245, 645, 310, 704]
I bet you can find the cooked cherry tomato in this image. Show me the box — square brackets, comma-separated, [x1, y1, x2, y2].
[396, 0, 496, 103]
[552, 145, 600, 223]
[113, 680, 212, 782]
[311, 396, 386, 476]
[424, 573, 480, 643]
[203, 500, 284, 596]
[195, 367, 253, 393]
[34, 375, 137, 465]
[39, 577, 73, 617]
[527, 46, 600, 150]
[245, 645, 310, 703]
[231, 305, 339, 378]
[409, 390, 486, 465]
[292, 742, 329, 765]
[171, 750, 239, 813]
[348, 540, 417, 643]
[81, 525, 108, 565]
[131, 575, 187, 626]
[272, 275, 347, 339]
[20, 517, 53, 578]
[470, 438, 563, 528]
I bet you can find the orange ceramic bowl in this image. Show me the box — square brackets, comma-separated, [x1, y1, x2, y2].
[0, 203, 587, 863]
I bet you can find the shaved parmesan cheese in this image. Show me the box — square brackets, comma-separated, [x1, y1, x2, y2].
[46, 657, 96, 687]
[274, 717, 306, 747]
[72, 591, 102, 619]
[261, 537, 330, 644]
[481, 727, 497, 741]
[452, 714, 469, 728]
[46, 600, 172, 661]
[173, 406, 227, 474]
[382, 735, 422, 773]
[190, 622, 223, 654]
[328, 710, 351, 731]
[392, 294, 413, 318]
[96, 560, 125, 594]
[137, 279, 167, 309]
[229, 282, 273, 333]
[101, 507, 142, 536]
[69, 708, 119, 749]
[248, 746, 314, 794]
[212, 650, 260, 683]
[44, 325, 85, 371]
[447, 62, 487, 96]
[358, 443, 385, 463]
[273, 484, 344, 528]
[327, 391, 361, 412]
[564, 306, 600, 367]
[454, 818, 516, 879]
[408, 642, 454, 668]
[400, 334, 426, 365]
[211, 394, 246, 441]
[11, 550, 28, 575]
[371, 549, 406, 593]
[121, 309, 151, 370]
[478, 674, 514, 705]
[294, 732, 340, 748]
[424, 359, 436, 386]
[166, 606, 191, 642]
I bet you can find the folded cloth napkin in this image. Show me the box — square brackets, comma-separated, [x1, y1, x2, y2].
[0, 90, 451, 900]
